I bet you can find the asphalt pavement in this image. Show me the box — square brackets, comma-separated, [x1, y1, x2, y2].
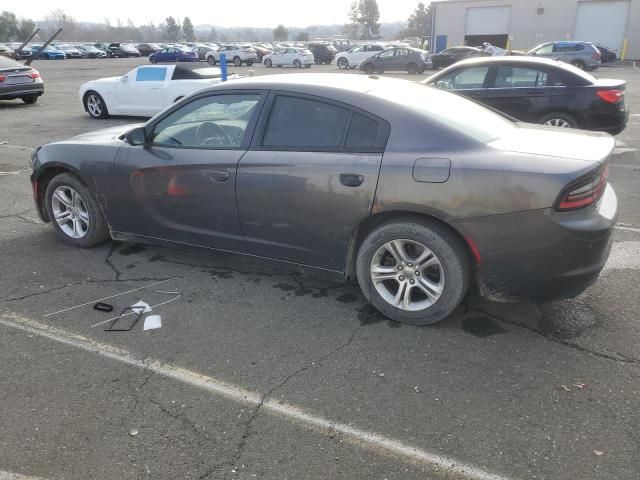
[1, 58, 639, 480]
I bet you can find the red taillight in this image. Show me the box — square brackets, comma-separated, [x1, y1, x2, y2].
[28, 69, 40, 79]
[0, 74, 5, 82]
[597, 89, 624, 103]
[556, 165, 609, 211]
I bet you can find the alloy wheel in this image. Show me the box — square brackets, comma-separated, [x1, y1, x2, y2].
[337, 58, 349, 69]
[86, 94, 102, 117]
[544, 118, 572, 128]
[370, 239, 445, 311]
[51, 186, 90, 239]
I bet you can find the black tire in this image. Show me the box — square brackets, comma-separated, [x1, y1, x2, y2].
[44, 173, 110, 248]
[83, 91, 109, 119]
[22, 96, 37, 104]
[293, 59, 302, 68]
[363, 63, 375, 75]
[233, 56, 242, 66]
[150, 56, 157, 64]
[246, 60, 254, 66]
[571, 60, 586, 70]
[264, 59, 272, 68]
[356, 220, 470, 325]
[207, 56, 216, 66]
[304, 64, 311, 68]
[539, 111, 578, 129]
[337, 57, 349, 69]
[407, 62, 418, 74]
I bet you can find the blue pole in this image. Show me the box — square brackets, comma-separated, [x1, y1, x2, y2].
[220, 53, 228, 81]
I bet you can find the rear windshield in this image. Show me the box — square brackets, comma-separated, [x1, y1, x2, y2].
[558, 62, 596, 83]
[372, 82, 517, 143]
[171, 66, 222, 80]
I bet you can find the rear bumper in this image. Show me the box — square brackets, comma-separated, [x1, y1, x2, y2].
[0, 81, 44, 100]
[586, 104, 629, 135]
[452, 184, 618, 303]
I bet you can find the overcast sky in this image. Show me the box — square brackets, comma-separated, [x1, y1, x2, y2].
[11, 0, 425, 27]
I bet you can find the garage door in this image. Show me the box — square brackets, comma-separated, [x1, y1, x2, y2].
[466, 6, 511, 35]
[574, 0, 629, 52]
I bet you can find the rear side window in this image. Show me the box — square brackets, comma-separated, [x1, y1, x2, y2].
[494, 66, 548, 88]
[136, 67, 166, 81]
[345, 113, 379, 149]
[263, 96, 349, 149]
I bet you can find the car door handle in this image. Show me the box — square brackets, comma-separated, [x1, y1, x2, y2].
[208, 170, 230, 183]
[340, 173, 364, 187]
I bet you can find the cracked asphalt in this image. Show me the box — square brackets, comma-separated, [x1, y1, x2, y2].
[1, 58, 639, 480]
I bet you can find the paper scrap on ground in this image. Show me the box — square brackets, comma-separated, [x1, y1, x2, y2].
[143, 315, 162, 330]
[130, 301, 152, 314]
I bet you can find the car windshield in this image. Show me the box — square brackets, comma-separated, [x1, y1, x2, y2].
[373, 82, 517, 143]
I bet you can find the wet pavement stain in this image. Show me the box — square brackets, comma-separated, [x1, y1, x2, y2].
[274, 283, 297, 292]
[125, 264, 136, 270]
[207, 270, 234, 280]
[357, 305, 401, 328]
[337, 293, 358, 304]
[462, 316, 505, 338]
[149, 254, 166, 263]
[119, 244, 146, 256]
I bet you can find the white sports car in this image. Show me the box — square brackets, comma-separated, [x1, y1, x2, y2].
[263, 47, 314, 68]
[79, 65, 232, 119]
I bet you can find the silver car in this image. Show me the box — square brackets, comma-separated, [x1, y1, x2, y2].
[528, 41, 601, 71]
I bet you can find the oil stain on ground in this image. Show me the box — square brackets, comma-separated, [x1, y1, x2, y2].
[118, 244, 146, 256]
[462, 316, 505, 338]
[337, 293, 358, 304]
[357, 305, 401, 328]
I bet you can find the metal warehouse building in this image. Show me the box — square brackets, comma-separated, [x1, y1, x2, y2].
[430, 0, 640, 60]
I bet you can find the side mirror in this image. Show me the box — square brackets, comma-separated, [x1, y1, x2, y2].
[125, 127, 148, 146]
[120, 75, 128, 83]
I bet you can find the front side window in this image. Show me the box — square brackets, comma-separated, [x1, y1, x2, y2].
[435, 66, 489, 90]
[378, 49, 395, 58]
[136, 67, 167, 81]
[530, 43, 553, 55]
[263, 96, 349, 149]
[494, 66, 548, 88]
[152, 94, 261, 148]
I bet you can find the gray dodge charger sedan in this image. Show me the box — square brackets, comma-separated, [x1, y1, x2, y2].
[30, 74, 617, 325]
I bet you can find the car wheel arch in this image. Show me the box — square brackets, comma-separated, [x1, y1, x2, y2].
[34, 165, 85, 222]
[344, 211, 476, 281]
[538, 108, 582, 127]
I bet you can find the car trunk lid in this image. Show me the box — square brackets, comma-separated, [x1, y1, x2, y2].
[488, 125, 615, 163]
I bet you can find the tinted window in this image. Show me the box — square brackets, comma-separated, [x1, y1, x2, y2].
[435, 66, 489, 90]
[152, 94, 261, 148]
[263, 96, 349, 149]
[345, 114, 379, 149]
[136, 67, 167, 81]
[494, 66, 548, 88]
[378, 49, 395, 58]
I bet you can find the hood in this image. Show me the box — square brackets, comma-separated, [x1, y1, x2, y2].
[68, 124, 144, 143]
[83, 76, 123, 87]
[489, 124, 615, 162]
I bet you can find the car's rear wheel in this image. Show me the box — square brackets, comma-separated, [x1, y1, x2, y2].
[356, 220, 470, 325]
[45, 173, 110, 248]
[207, 56, 216, 66]
[84, 91, 109, 119]
[570, 60, 586, 70]
[407, 62, 418, 74]
[22, 96, 37, 104]
[264, 59, 272, 68]
[233, 56, 242, 66]
[363, 63, 375, 74]
[337, 57, 349, 69]
[540, 112, 578, 129]
[293, 59, 302, 68]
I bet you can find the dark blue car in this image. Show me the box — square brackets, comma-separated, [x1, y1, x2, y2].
[149, 47, 198, 63]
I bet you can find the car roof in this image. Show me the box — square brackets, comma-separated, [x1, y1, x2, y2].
[435, 55, 566, 68]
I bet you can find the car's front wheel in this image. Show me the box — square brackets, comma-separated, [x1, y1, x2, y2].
[44, 173, 110, 248]
[363, 63, 375, 74]
[356, 220, 470, 325]
[337, 57, 349, 69]
[207, 56, 216, 66]
[264, 59, 272, 68]
[233, 56, 242, 66]
[84, 91, 109, 119]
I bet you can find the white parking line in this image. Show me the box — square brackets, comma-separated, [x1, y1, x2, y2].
[603, 241, 640, 271]
[0, 471, 48, 480]
[615, 225, 640, 234]
[0, 313, 512, 480]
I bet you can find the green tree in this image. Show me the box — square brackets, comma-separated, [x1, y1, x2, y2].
[16, 18, 36, 41]
[405, 2, 432, 38]
[295, 31, 309, 41]
[357, 0, 380, 39]
[182, 17, 195, 42]
[0, 11, 18, 41]
[272, 24, 288, 41]
[343, 1, 359, 39]
[165, 16, 181, 42]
